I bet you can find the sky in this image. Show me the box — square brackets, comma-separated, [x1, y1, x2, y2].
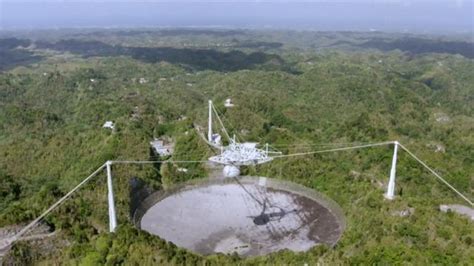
[0, 0, 473, 33]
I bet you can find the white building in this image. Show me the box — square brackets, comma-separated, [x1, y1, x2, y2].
[210, 133, 222, 146]
[177, 167, 188, 173]
[103, 121, 115, 130]
[150, 139, 173, 157]
[224, 98, 234, 108]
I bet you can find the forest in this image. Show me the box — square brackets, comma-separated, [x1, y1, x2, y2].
[0, 29, 473, 265]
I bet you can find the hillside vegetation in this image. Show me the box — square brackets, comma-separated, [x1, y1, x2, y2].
[0, 29, 473, 265]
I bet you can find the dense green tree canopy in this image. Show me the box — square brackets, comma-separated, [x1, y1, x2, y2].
[0, 29, 473, 265]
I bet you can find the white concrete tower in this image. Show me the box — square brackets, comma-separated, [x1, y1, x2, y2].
[385, 141, 398, 200]
[106, 161, 117, 232]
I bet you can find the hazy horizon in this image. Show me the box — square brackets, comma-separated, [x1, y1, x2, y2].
[1, 1, 473, 34]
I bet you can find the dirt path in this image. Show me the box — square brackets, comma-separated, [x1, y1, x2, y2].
[440, 204, 474, 221]
[0, 224, 56, 261]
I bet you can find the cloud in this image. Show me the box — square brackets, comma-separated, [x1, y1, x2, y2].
[3, 0, 469, 3]
[0, 0, 406, 3]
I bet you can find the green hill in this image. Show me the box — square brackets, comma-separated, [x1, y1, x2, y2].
[0, 29, 473, 265]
